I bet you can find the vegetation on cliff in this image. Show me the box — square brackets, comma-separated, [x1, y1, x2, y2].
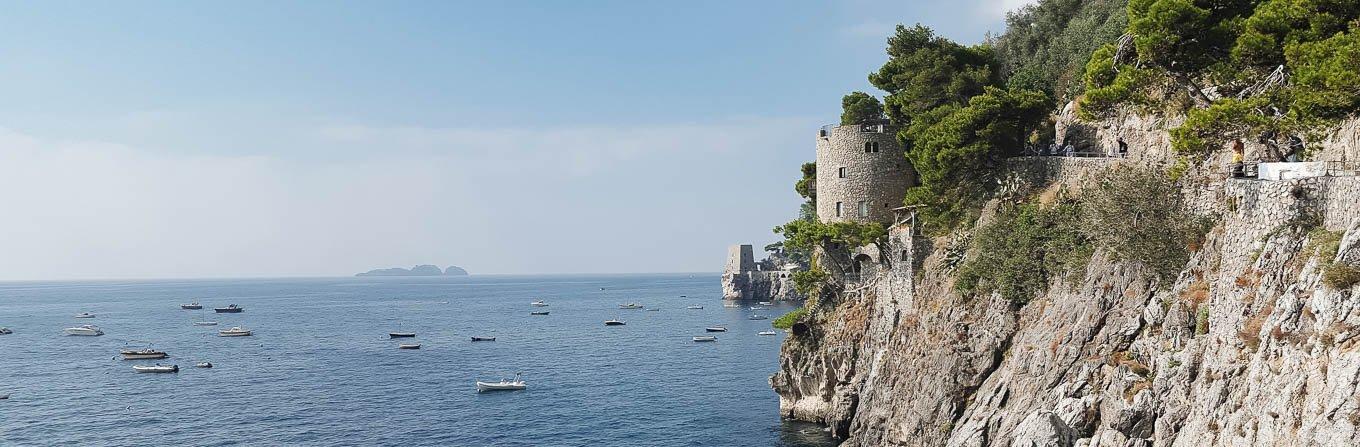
[1081, 0, 1360, 154]
[957, 198, 1091, 304]
[840, 92, 884, 125]
[993, 0, 1129, 101]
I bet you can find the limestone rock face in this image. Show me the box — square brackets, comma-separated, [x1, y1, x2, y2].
[722, 271, 802, 302]
[772, 113, 1360, 446]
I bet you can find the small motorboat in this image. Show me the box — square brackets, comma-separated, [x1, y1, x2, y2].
[0, 327, 11, 335]
[193, 321, 218, 326]
[218, 327, 252, 337]
[398, 343, 421, 349]
[530, 300, 548, 307]
[618, 303, 643, 310]
[74, 312, 96, 319]
[693, 336, 717, 342]
[195, 362, 213, 368]
[132, 364, 179, 373]
[749, 306, 767, 311]
[120, 349, 169, 360]
[471, 336, 496, 342]
[604, 319, 625, 326]
[748, 315, 769, 320]
[530, 311, 550, 315]
[723, 302, 740, 308]
[180, 302, 203, 310]
[389, 332, 416, 338]
[646, 308, 660, 312]
[214, 304, 244, 313]
[476, 373, 526, 392]
[758, 330, 779, 336]
[705, 327, 727, 332]
[64, 325, 103, 336]
[0, 394, 8, 399]
[758, 301, 774, 306]
[686, 305, 703, 310]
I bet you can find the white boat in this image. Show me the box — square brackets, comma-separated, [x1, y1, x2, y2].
[64, 325, 103, 336]
[530, 300, 548, 307]
[0, 327, 11, 335]
[193, 321, 218, 326]
[618, 303, 643, 309]
[476, 373, 526, 392]
[120, 349, 169, 360]
[398, 343, 421, 349]
[758, 330, 778, 336]
[758, 301, 774, 306]
[132, 361, 178, 372]
[74, 312, 95, 319]
[749, 306, 766, 311]
[748, 315, 769, 320]
[195, 362, 213, 368]
[218, 327, 252, 337]
[693, 336, 717, 342]
[604, 319, 625, 326]
[686, 305, 703, 310]
[705, 327, 727, 332]
[180, 302, 203, 310]
[723, 302, 740, 308]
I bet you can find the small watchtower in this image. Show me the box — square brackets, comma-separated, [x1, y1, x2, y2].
[814, 120, 916, 224]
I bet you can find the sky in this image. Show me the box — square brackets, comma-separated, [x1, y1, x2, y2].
[0, 0, 1030, 280]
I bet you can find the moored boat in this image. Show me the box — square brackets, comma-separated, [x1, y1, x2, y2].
[692, 336, 717, 342]
[686, 305, 703, 309]
[195, 362, 213, 368]
[180, 302, 203, 310]
[471, 336, 496, 342]
[618, 303, 643, 309]
[604, 319, 625, 326]
[530, 311, 549, 315]
[705, 327, 727, 332]
[218, 327, 252, 337]
[398, 343, 421, 349]
[758, 330, 779, 336]
[389, 332, 416, 338]
[758, 301, 773, 306]
[748, 315, 769, 320]
[530, 300, 548, 307]
[193, 321, 218, 326]
[475, 373, 526, 392]
[74, 312, 95, 319]
[64, 325, 103, 336]
[132, 364, 179, 373]
[213, 304, 244, 313]
[120, 349, 169, 360]
[0, 327, 11, 335]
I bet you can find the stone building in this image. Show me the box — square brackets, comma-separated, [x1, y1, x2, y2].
[721, 244, 803, 302]
[815, 121, 917, 224]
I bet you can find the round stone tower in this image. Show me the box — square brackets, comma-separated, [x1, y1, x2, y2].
[815, 121, 916, 224]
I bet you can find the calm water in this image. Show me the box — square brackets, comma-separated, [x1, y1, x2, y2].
[0, 274, 834, 446]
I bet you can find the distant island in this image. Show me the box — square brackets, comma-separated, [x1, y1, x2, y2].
[355, 264, 469, 277]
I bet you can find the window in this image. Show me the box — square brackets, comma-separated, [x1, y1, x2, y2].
[862, 141, 879, 153]
[838, 167, 846, 178]
[901, 251, 909, 262]
[835, 202, 843, 217]
[858, 201, 868, 217]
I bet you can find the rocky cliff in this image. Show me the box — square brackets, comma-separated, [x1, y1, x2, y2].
[771, 115, 1360, 446]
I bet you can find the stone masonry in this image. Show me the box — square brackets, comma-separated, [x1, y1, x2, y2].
[815, 122, 917, 224]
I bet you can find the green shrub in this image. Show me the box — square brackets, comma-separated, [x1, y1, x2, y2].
[1304, 228, 1343, 262]
[841, 92, 884, 125]
[791, 268, 828, 297]
[772, 307, 808, 330]
[956, 199, 1092, 304]
[1323, 264, 1360, 290]
[1081, 168, 1211, 280]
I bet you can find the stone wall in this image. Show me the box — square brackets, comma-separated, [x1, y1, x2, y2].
[721, 243, 804, 302]
[815, 124, 916, 223]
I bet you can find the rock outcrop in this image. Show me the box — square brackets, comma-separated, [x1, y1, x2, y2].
[722, 244, 804, 302]
[772, 113, 1360, 446]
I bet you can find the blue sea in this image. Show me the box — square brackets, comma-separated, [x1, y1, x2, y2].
[0, 274, 835, 446]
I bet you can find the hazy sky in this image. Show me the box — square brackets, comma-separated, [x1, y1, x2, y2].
[0, 0, 1028, 280]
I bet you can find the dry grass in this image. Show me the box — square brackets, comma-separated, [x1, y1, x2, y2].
[1182, 280, 1211, 307]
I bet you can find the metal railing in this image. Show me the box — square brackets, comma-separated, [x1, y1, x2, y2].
[1021, 144, 1129, 158]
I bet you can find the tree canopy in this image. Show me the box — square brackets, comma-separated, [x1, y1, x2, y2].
[840, 92, 885, 125]
[869, 24, 997, 126]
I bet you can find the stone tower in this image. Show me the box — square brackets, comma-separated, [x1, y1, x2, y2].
[724, 244, 756, 274]
[815, 121, 916, 224]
